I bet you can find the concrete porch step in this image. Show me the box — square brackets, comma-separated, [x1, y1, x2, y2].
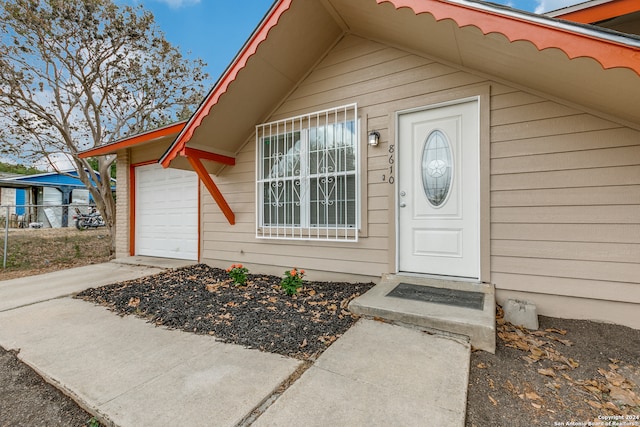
[349, 273, 496, 353]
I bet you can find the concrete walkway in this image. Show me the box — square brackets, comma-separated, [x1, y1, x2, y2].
[0, 259, 471, 426]
[254, 320, 470, 427]
[0, 262, 159, 312]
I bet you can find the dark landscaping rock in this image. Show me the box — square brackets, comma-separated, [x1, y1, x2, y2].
[76, 264, 375, 360]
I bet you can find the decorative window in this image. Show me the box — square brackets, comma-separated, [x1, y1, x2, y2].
[256, 104, 359, 241]
[422, 129, 453, 207]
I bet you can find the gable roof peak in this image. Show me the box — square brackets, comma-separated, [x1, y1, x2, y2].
[161, 0, 640, 168]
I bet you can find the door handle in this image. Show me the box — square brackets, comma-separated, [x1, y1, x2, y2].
[399, 202, 407, 208]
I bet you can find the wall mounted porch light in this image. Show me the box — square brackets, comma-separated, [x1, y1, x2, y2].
[368, 130, 380, 146]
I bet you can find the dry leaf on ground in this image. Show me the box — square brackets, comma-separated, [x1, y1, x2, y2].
[538, 368, 556, 377]
[525, 391, 542, 401]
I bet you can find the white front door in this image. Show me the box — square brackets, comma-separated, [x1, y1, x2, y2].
[398, 99, 479, 279]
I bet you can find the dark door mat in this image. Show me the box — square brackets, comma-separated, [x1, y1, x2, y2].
[386, 282, 485, 310]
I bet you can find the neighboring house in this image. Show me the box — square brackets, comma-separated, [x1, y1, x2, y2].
[0, 170, 113, 227]
[546, 0, 640, 34]
[80, 0, 640, 329]
[0, 173, 22, 217]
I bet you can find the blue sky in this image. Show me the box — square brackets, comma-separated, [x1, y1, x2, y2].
[127, 0, 585, 81]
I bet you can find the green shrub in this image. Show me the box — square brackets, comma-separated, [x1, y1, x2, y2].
[280, 268, 305, 295]
[226, 263, 249, 286]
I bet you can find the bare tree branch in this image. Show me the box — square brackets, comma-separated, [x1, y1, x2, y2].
[0, 0, 209, 253]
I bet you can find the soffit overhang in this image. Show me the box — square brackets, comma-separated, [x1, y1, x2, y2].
[161, 0, 640, 171]
[339, 0, 640, 125]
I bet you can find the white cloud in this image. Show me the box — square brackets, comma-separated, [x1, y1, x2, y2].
[534, 0, 583, 14]
[152, 0, 201, 8]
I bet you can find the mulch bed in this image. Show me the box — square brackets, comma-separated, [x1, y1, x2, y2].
[76, 264, 375, 360]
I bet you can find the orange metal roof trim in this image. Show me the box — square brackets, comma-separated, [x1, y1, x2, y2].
[378, 0, 640, 73]
[552, 0, 640, 24]
[79, 121, 186, 158]
[161, 0, 293, 168]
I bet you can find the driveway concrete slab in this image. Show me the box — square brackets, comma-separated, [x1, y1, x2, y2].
[0, 263, 163, 312]
[111, 256, 197, 270]
[0, 298, 301, 427]
[253, 319, 470, 427]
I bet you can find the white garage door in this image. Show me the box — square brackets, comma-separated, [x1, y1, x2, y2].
[135, 164, 198, 260]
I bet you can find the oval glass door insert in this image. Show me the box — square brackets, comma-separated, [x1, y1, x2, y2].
[422, 129, 453, 207]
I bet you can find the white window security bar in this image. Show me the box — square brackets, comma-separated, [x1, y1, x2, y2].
[256, 103, 359, 242]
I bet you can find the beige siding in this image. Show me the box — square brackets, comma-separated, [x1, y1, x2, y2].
[115, 149, 130, 258]
[201, 35, 459, 277]
[199, 34, 640, 324]
[489, 83, 640, 318]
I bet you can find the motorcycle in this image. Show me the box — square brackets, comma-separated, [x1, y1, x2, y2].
[74, 207, 105, 230]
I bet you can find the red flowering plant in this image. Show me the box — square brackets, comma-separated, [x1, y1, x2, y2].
[226, 263, 249, 286]
[280, 268, 305, 295]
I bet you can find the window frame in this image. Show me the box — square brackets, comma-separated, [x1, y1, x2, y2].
[256, 103, 360, 242]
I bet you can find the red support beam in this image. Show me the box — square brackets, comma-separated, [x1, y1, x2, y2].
[186, 155, 235, 225]
[181, 147, 236, 166]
